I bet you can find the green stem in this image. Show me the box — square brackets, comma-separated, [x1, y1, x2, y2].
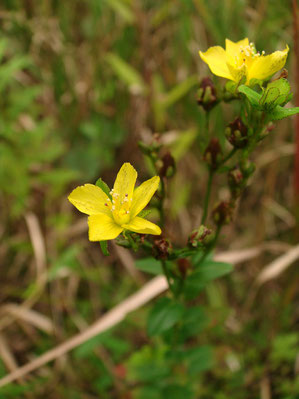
[161, 259, 173, 293]
[201, 148, 237, 225]
[220, 147, 237, 165]
[175, 275, 186, 299]
[201, 170, 214, 225]
[205, 110, 210, 132]
[146, 152, 166, 227]
[196, 224, 222, 267]
[159, 177, 166, 227]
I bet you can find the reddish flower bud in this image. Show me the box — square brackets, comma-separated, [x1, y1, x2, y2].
[228, 167, 244, 198]
[188, 225, 213, 248]
[159, 152, 176, 178]
[212, 201, 234, 226]
[197, 77, 217, 111]
[153, 238, 172, 260]
[203, 138, 223, 170]
[225, 117, 248, 148]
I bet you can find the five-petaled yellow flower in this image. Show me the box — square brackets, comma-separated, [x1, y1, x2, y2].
[68, 163, 161, 241]
[199, 38, 289, 85]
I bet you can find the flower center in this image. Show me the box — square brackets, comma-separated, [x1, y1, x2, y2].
[237, 43, 265, 68]
[105, 190, 132, 225]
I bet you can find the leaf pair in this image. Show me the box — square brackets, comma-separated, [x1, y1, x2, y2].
[238, 78, 299, 120]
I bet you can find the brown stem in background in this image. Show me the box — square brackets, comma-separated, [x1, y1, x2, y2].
[292, 0, 299, 202]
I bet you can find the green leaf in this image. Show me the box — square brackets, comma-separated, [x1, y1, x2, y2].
[270, 333, 298, 364]
[105, 53, 147, 95]
[0, 380, 35, 397]
[104, 0, 135, 24]
[147, 298, 184, 336]
[259, 87, 280, 110]
[266, 79, 290, 103]
[238, 85, 261, 108]
[267, 105, 299, 121]
[184, 261, 233, 299]
[0, 56, 31, 92]
[100, 240, 110, 256]
[185, 345, 213, 375]
[95, 177, 111, 199]
[74, 331, 129, 359]
[162, 384, 193, 399]
[178, 306, 208, 341]
[126, 344, 170, 383]
[135, 257, 163, 275]
[259, 79, 291, 111]
[195, 260, 234, 280]
[134, 387, 163, 399]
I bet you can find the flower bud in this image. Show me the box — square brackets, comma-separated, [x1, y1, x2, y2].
[197, 77, 217, 111]
[228, 167, 244, 198]
[225, 117, 248, 148]
[212, 201, 234, 226]
[188, 225, 213, 248]
[159, 152, 176, 178]
[239, 159, 256, 178]
[153, 238, 172, 260]
[203, 138, 223, 170]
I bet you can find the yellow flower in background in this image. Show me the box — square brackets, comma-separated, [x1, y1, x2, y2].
[68, 163, 161, 241]
[199, 38, 289, 85]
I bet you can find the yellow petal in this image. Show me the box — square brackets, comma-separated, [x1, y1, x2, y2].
[227, 62, 247, 83]
[199, 46, 233, 80]
[123, 216, 161, 235]
[88, 214, 123, 241]
[225, 38, 249, 60]
[130, 176, 160, 218]
[68, 184, 110, 215]
[247, 45, 289, 82]
[113, 163, 137, 204]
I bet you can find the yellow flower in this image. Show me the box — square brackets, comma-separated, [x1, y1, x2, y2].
[68, 163, 161, 241]
[199, 38, 289, 84]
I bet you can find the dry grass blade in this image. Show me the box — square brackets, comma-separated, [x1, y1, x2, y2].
[214, 246, 263, 263]
[262, 197, 296, 228]
[1, 305, 54, 335]
[24, 212, 47, 305]
[0, 333, 19, 373]
[255, 244, 299, 285]
[260, 376, 271, 399]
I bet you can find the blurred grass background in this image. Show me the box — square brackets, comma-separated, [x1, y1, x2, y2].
[0, 0, 298, 398]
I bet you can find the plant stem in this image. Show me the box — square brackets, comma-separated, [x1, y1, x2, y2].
[159, 177, 166, 227]
[196, 224, 222, 267]
[221, 147, 237, 165]
[201, 169, 214, 224]
[161, 259, 173, 293]
[205, 110, 210, 132]
[201, 148, 237, 225]
[146, 152, 166, 227]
